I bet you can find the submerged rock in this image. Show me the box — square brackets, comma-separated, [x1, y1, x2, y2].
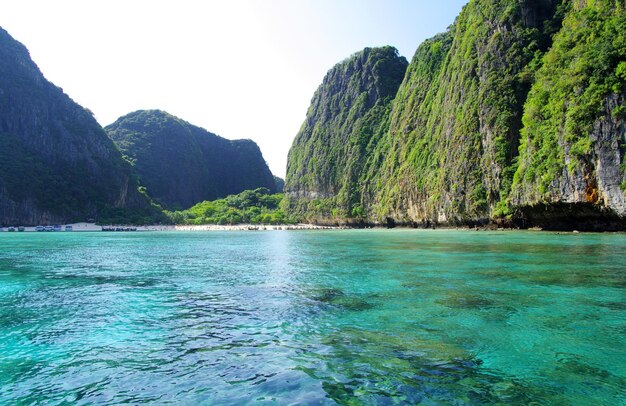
[311, 287, 345, 303]
[309, 287, 375, 311]
[437, 293, 496, 309]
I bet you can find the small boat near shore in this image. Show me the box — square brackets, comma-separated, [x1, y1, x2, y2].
[101, 226, 137, 232]
[18, 226, 25, 232]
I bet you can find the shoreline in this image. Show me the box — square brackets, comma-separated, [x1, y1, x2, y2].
[0, 223, 339, 232]
[1, 222, 621, 233]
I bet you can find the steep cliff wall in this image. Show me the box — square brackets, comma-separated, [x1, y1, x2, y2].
[284, 47, 408, 220]
[510, 0, 625, 229]
[0, 27, 152, 225]
[106, 110, 276, 210]
[369, 0, 566, 225]
[285, 0, 625, 229]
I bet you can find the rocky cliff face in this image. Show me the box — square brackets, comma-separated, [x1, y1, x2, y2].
[0, 27, 152, 225]
[284, 46, 408, 220]
[510, 0, 625, 229]
[285, 0, 625, 229]
[510, 92, 626, 230]
[369, 0, 566, 225]
[106, 110, 277, 210]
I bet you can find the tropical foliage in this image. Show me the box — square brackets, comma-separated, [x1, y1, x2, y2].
[165, 188, 297, 225]
[512, 0, 626, 201]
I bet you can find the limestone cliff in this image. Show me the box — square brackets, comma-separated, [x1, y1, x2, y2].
[368, 0, 566, 225]
[0, 27, 154, 225]
[285, 0, 625, 230]
[510, 0, 625, 229]
[284, 46, 408, 220]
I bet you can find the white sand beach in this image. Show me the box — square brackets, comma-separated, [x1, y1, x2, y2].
[6, 223, 337, 232]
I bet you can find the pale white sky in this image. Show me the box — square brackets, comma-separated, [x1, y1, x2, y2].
[1, 0, 467, 177]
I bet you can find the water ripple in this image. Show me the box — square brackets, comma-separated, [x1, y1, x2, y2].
[0, 230, 624, 404]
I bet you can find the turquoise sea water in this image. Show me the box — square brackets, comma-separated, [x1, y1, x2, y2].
[0, 230, 624, 404]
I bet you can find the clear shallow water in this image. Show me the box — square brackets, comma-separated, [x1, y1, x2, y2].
[0, 230, 624, 405]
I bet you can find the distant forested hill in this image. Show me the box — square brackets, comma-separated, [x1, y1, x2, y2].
[106, 110, 277, 210]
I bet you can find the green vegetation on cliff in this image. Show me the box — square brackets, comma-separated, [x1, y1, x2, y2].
[285, 46, 408, 220]
[165, 188, 296, 225]
[370, 0, 567, 223]
[0, 27, 158, 225]
[512, 0, 626, 206]
[285, 0, 626, 229]
[106, 110, 277, 211]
